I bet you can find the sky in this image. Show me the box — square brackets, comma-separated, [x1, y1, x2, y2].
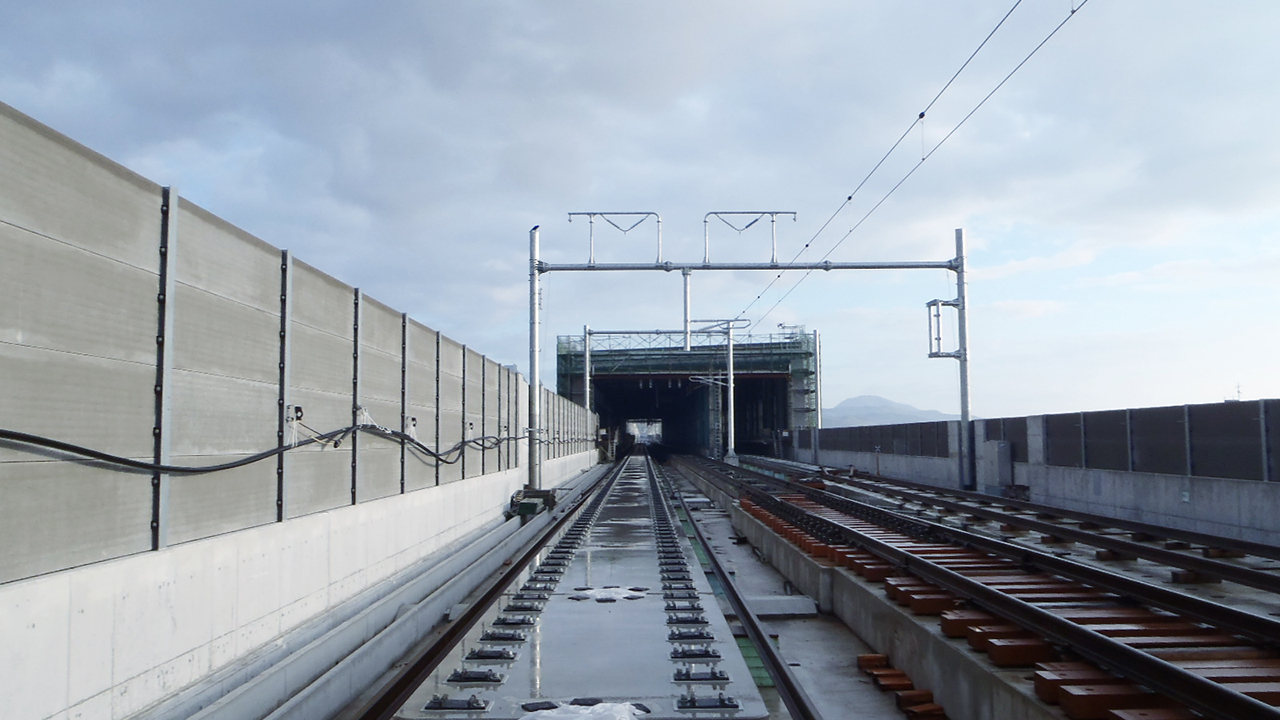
[3, 1, 1278, 420]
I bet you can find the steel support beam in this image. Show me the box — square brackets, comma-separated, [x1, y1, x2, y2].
[528, 226, 542, 490]
[529, 224, 969, 480]
[539, 260, 956, 273]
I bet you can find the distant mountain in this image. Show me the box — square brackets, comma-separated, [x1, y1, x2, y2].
[822, 395, 959, 427]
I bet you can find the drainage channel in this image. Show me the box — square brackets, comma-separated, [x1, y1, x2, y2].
[391, 451, 768, 719]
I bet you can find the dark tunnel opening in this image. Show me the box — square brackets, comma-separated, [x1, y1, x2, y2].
[586, 374, 791, 458]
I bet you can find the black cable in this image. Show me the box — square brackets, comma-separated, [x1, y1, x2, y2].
[0, 425, 576, 475]
[748, 0, 1090, 329]
[921, 0, 1024, 117]
[736, 197, 852, 319]
[737, 0, 1027, 327]
[0, 427, 343, 474]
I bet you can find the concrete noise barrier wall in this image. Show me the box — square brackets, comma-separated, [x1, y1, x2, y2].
[804, 399, 1280, 544]
[0, 99, 597, 585]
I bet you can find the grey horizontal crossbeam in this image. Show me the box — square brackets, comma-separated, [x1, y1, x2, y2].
[538, 260, 957, 273]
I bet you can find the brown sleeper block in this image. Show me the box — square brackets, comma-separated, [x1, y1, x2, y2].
[894, 689, 934, 708]
[1058, 685, 1175, 720]
[875, 674, 915, 692]
[986, 638, 1056, 667]
[857, 653, 890, 670]
[907, 593, 960, 615]
[1189, 666, 1280, 682]
[1034, 669, 1126, 702]
[861, 565, 894, 582]
[940, 609, 999, 637]
[968, 625, 1035, 652]
[903, 703, 948, 719]
[1220, 681, 1280, 703]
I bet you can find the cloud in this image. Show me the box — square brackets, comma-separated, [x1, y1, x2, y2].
[4, 0, 1280, 413]
[981, 299, 1066, 319]
[1080, 254, 1280, 292]
[972, 245, 1097, 281]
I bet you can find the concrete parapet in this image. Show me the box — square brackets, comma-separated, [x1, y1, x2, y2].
[813, 412, 1280, 545]
[820, 449, 959, 489]
[0, 451, 596, 720]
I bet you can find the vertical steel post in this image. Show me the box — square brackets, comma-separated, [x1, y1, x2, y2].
[461, 346, 467, 479]
[400, 312, 407, 493]
[682, 268, 692, 350]
[152, 187, 177, 550]
[587, 215, 595, 265]
[1125, 408, 1135, 472]
[1260, 400, 1272, 482]
[583, 325, 592, 412]
[703, 217, 711, 264]
[277, 250, 293, 520]
[725, 324, 738, 465]
[1183, 404, 1194, 477]
[813, 329, 823, 429]
[529, 226, 542, 490]
[955, 228, 974, 489]
[352, 289, 361, 504]
[656, 216, 664, 264]
[434, 331, 441, 486]
[770, 213, 778, 264]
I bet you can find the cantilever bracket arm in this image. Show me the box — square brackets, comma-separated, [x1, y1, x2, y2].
[568, 211, 662, 264]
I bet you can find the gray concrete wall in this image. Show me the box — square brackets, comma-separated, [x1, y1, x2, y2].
[0, 102, 162, 583]
[0, 100, 601, 719]
[812, 420, 963, 489]
[1020, 462, 1280, 545]
[819, 448, 960, 488]
[0, 452, 595, 720]
[813, 413, 1280, 545]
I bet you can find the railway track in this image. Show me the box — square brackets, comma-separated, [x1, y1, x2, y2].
[351, 451, 790, 720]
[746, 455, 1280, 596]
[673, 455, 1280, 720]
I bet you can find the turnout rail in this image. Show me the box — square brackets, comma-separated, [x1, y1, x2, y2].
[674, 455, 1280, 720]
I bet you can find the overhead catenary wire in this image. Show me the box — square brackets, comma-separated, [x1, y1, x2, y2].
[747, 0, 1089, 330]
[735, 0, 1027, 325]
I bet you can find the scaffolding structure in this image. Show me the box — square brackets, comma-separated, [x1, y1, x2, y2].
[556, 328, 820, 433]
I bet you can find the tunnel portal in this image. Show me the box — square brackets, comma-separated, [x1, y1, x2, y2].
[557, 329, 820, 458]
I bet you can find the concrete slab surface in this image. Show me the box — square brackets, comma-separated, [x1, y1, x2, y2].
[672, 470, 904, 720]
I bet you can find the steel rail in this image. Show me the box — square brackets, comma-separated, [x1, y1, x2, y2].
[350, 460, 623, 720]
[832, 474, 1280, 594]
[743, 456, 1280, 594]
[750, 455, 1280, 561]
[741, 483, 1280, 720]
[685, 453, 1280, 639]
[652, 459, 826, 720]
[753, 468, 1280, 645]
[683, 458, 1280, 720]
